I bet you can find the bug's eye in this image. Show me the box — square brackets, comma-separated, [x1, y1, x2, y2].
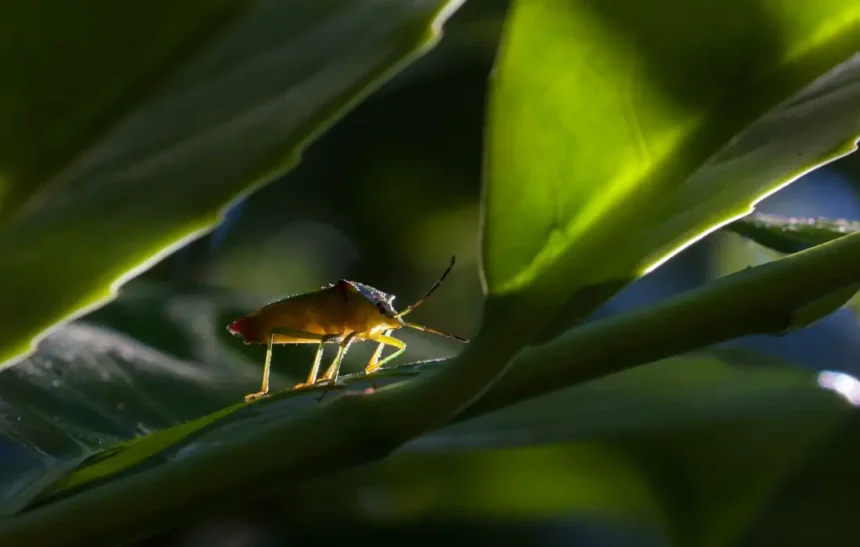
[376, 302, 387, 314]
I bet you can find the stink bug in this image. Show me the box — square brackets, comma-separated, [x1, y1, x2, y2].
[227, 256, 469, 401]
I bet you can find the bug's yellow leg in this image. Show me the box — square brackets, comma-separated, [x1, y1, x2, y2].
[365, 329, 391, 372]
[291, 333, 344, 390]
[242, 329, 339, 399]
[321, 333, 358, 384]
[364, 335, 406, 375]
[291, 340, 326, 390]
[244, 333, 275, 401]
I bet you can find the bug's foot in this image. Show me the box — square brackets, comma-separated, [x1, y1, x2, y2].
[313, 378, 343, 389]
[244, 391, 269, 402]
[291, 382, 319, 391]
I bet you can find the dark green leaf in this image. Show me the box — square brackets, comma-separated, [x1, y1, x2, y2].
[0, 282, 444, 513]
[8, 345, 857, 547]
[0, 298, 437, 516]
[789, 281, 860, 328]
[0, 0, 466, 371]
[242, 350, 857, 547]
[742, 409, 860, 547]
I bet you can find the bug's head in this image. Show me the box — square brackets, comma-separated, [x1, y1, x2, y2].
[374, 300, 396, 314]
[372, 298, 406, 328]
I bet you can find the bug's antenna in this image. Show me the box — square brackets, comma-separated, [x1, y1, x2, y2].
[403, 322, 469, 343]
[395, 255, 456, 318]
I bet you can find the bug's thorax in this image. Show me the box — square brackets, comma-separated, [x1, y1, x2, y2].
[345, 293, 403, 336]
[338, 280, 402, 332]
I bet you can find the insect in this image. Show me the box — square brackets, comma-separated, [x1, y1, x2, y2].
[227, 256, 469, 402]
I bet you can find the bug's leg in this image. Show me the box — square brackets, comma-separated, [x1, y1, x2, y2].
[290, 341, 326, 390]
[364, 335, 406, 375]
[364, 329, 392, 375]
[363, 330, 392, 391]
[244, 333, 276, 401]
[240, 328, 336, 397]
[320, 332, 358, 385]
[292, 333, 342, 390]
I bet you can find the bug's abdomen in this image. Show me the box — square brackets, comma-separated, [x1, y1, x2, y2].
[226, 315, 268, 344]
[227, 283, 386, 345]
[236, 287, 367, 345]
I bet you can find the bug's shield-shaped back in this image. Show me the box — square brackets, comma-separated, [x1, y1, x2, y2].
[344, 281, 398, 315]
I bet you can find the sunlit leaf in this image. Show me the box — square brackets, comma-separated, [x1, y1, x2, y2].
[0, 0, 467, 371]
[481, 0, 860, 341]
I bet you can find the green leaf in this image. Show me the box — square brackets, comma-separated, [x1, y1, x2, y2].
[467, 231, 860, 419]
[0, 301, 435, 516]
[742, 409, 860, 547]
[0, 0, 247, 194]
[481, 0, 860, 338]
[789, 281, 860, 328]
[0, 315, 257, 514]
[194, 351, 859, 547]
[0, 0, 467, 371]
[727, 212, 860, 254]
[832, 136, 860, 193]
[0, 330, 428, 520]
[6, 338, 856, 547]
[0, 280, 448, 513]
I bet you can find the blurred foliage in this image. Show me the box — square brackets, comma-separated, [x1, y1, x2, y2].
[2, 1, 860, 547]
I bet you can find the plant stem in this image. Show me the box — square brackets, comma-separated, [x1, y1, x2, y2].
[466, 229, 860, 419]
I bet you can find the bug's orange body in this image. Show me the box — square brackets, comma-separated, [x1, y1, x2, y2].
[228, 280, 401, 345]
[227, 257, 468, 402]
